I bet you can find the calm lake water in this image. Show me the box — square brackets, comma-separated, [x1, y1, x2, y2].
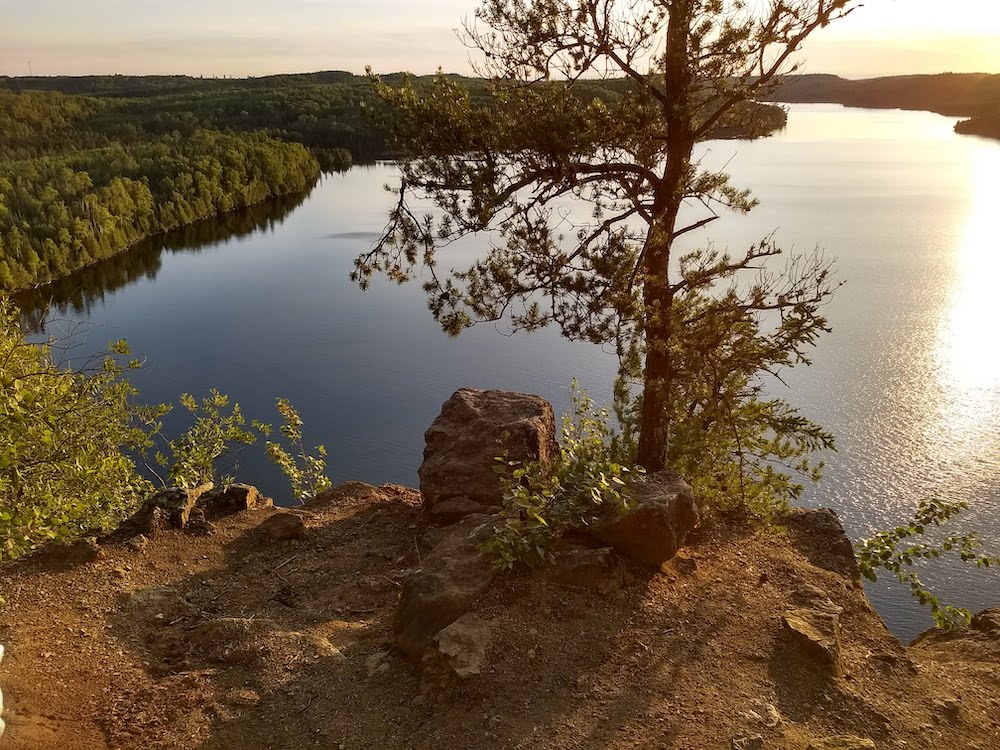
[19, 104, 1000, 640]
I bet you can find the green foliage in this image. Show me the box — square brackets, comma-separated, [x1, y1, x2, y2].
[361, 0, 855, 518]
[0, 128, 320, 291]
[154, 390, 263, 489]
[0, 302, 162, 559]
[625, 244, 837, 522]
[856, 499, 1000, 629]
[482, 383, 643, 570]
[264, 398, 332, 503]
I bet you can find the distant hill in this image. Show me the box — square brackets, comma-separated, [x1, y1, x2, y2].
[767, 73, 1000, 140]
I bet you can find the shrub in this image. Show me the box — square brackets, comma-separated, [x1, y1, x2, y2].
[154, 389, 263, 489]
[0, 302, 162, 558]
[856, 498, 1000, 629]
[482, 383, 643, 570]
[264, 398, 332, 503]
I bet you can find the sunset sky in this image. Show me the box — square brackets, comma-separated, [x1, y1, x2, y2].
[1, 0, 997, 79]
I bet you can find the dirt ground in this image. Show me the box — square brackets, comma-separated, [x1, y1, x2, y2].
[1, 482, 998, 750]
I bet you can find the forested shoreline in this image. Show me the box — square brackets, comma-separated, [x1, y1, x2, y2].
[767, 72, 1000, 141]
[0, 71, 790, 293]
[2, 68, 994, 293]
[0, 125, 319, 291]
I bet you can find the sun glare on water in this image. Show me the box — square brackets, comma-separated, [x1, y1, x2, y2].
[932, 146, 1000, 463]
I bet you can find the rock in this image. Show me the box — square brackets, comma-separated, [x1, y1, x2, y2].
[971, 608, 1000, 637]
[741, 699, 781, 728]
[552, 546, 624, 593]
[806, 737, 876, 750]
[429, 496, 495, 526]
[792, 583, 842, 610]
[732, 736, 764, 750]
[933, 698, 961, 723]
[422, 614, 493, 682]
[109, 483, 213, 540]
[585, 473, 698, 567]
[259, 511, 308, 541]
[200, 483, 271, 517]
[126, 534, 149, 554]
[394, 516, 498, 659]
[783, 507, 860, 580]
[421, 514, 492, 550]
[149, 485, 206, 527]
[66, 537, 104, 565]
[365, 651, 389, 678]
[151, 484, 214, 527]
[419, 388, 557, 509]
[185, 507, 214, 536]
[783, 603, 843, 676]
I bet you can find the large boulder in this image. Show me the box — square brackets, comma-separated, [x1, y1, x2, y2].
[394, 516, 498, 659]
[419, 388, 557, 509]
[585, 473, 698, 567]
[429, 496, 496, 526]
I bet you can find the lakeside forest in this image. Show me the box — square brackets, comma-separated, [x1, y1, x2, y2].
[0, 70, 997, 293]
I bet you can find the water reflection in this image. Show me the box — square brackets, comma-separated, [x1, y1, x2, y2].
[15, 186, 314, 332]
[932, 147, 1000, 468]
[7, 107, 1000, 639]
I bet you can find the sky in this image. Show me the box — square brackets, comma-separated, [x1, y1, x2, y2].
[0, 0, 997, 80]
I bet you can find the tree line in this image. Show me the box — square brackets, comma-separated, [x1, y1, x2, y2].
[0, 71, 785, 292]
[0, 128, 319, 290]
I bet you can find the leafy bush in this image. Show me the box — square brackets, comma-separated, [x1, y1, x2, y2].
[856, 498, 1000, 629]
[264, 398, 332, 503]
[482, 383, 643, 570]
[0, 303, 161, 558]
[154, 389, 263, 489]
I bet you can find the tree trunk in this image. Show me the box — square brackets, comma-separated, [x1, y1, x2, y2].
[635, 0, 695, 473]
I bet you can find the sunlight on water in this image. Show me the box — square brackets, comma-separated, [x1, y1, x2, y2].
[932, 147, 1000, 467]
[16, 105, 1000, 640]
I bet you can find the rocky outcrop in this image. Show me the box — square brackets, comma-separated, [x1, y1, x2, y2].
[585, 472, 698, 567]
[419, 388, 557, 509]
[783, 507, 860, 580]
[107, 483, 271, 544]
[783, 583, 844, 676]
[394, 515, 498, 659]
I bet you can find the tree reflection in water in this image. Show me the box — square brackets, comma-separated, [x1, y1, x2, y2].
[15, 187, 312, 333]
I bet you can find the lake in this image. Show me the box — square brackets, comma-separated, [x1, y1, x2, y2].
[18, 104, 1000, 640]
